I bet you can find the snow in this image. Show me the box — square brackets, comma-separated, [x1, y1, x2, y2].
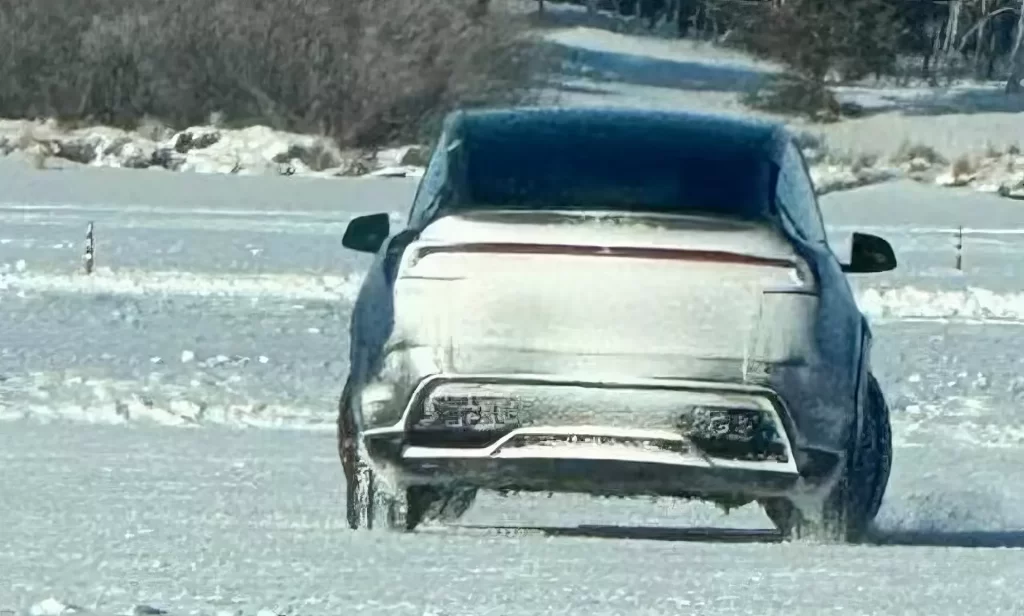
[3, 19, 1024, 616]
[545, 26, 1024, 199]
[0, 268, 363, 303]
[0, 119, 428, 179]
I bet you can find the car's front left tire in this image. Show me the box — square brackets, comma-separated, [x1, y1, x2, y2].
[345, 463, 478, 531]
[339, 382, 478, 531]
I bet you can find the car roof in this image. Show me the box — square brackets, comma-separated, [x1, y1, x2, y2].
[449, 106, 788, 162]
[425, 107, 787, 220]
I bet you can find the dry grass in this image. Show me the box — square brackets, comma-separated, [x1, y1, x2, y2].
[951, 155, 976, 179]
[0, 0, 548, 147]
[891, 140, 948, 166]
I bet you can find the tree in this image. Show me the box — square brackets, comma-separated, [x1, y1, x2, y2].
[1007, 0, 1024, 93]
[732, 0, 900, 118]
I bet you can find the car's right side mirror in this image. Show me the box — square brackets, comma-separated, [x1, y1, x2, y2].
[842, 232, 897, 274]
[342, 213, 390, 254]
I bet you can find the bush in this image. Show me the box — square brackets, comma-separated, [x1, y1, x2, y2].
[740, 74, 842, 122]
[729, 0, 900, 119]
[0, 0, 547, 147]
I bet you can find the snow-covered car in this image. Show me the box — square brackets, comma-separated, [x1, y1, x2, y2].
[337, 107, 896, 542]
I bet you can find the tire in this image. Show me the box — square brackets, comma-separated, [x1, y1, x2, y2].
[339, 382, 478, 531]
[339, 382, 403, 531]
[762, 372, 892, 543]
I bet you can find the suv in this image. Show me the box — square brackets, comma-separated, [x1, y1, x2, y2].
[337, 107, 895, 542]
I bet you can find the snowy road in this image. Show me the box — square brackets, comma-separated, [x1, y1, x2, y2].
[2, 426, 1024, 616]
[3, 159, 1024, 615]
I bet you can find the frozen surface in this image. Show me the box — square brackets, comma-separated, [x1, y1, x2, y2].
[3, 157, 1024, 616]
[2, 425, 1024, 616]
[4, 23, 1024, 616]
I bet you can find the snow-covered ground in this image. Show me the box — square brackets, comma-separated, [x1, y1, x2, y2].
[4, 160, 1024, 615]
[4, 21, 1024, 616]
[0, 120, 427, 179]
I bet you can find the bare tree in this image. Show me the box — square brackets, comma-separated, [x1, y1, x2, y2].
[1008, 0, 1024, 93]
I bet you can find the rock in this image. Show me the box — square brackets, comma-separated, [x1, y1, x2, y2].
[95, 136, 156, 169]
[399, 145, 429, 166]
[908, 157, 933, 173]
[151, 147, 186, 171]
[53, 137, 98, 164]
[169, 129, 221, 154]
[997, 184, 1024, 200]
[270, 140, 341, 171]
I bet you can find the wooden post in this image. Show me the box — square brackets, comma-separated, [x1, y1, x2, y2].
[83, 222, 95, 275]
[955, 225, 963, 271]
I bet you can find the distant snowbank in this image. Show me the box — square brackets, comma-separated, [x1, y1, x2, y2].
[858, 286, 1024, 323]
[0, 267, 364, 303]
[0, 118, 427, 179]
[800, 133, 1024, 199]
[5, 265, 1024, 324]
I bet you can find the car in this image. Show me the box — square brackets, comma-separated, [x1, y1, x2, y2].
[337, 106, 896, 542]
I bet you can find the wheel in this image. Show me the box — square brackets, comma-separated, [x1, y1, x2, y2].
[339, 382, 403, 531]
[343, 447, 411, 531]
[762, 372, 892, 543]
[338, 382, 478, 531]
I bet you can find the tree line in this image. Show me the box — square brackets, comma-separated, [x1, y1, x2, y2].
[539, 0, 1024, 94]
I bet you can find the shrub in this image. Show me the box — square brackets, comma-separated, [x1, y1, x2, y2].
[729, 0, 900, 119]
[0, 0, 548, 147]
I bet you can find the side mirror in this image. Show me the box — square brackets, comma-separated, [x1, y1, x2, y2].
[342, 213, 390, 254]
[842, 232, 897, 274]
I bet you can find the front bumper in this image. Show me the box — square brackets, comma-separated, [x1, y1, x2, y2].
[361, 374, 822, 500]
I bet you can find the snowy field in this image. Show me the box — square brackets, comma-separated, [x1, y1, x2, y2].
[4, 21, 1024, 616]
[4, 163, 1024, 616]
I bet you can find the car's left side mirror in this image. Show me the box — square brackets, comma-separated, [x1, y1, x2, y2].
[342, 213, 390, 254]
[842, 232, 897, 274]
